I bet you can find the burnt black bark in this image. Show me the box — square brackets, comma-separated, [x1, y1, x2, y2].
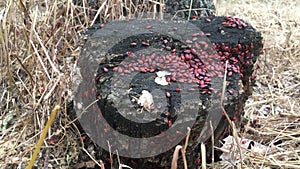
[72, 0, 216, 23]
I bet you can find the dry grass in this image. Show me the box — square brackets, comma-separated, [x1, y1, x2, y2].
[215, 0, 300, 168]
[0, 0, 299, 168]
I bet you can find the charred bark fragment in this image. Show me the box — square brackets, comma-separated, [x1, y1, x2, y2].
[72, 0, 215, 23]
[164, 0, 216, 19]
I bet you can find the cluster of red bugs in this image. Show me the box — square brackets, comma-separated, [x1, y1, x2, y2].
[100, 29, 228, 96]
[213, 42, 256, 95]
[99, 18, 258, 98]
[222, 16, 248, 29]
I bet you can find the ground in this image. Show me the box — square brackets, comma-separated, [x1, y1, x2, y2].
[0, 0, 299, 168]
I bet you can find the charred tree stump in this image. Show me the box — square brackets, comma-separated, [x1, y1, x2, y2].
[71, 15, 263, 169]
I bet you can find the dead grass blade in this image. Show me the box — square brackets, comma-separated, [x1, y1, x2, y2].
[26, 105, 60, 169]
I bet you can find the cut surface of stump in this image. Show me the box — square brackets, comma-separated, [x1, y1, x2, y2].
[71, 16, 263, 169]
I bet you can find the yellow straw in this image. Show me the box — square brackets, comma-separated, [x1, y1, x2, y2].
[26, 105, 60, 169]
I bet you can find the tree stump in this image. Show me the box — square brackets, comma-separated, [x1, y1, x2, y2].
[71, 15, 263, 169]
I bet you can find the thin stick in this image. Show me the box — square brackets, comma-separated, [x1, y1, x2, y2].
[183, 127, 191, 151]
[82, 148, 105, 169]
[116, 150, 133, 169]
[188, 0, 193, 20]
[171, 127, 191, 169]
[220, 60, 243, 167]
[44, 74, 62, 100]
[30, 40, 51, 79]
[107, 140, 113, 169]
[220, 60, 228, 104]
[160, 0, 164, 20]
[90, 0, 107, 26]
[33, 29, 60, 74]
[171, 145, 182, 169]
[201, 143, 206, 169]
[82, 0, 89, 24]
[71, 111, 99, 169]
[26, 105, 60, 169]
[67, 99, 99, 126]
[181, 127, 191, 169]
[210, 121, 215, 169]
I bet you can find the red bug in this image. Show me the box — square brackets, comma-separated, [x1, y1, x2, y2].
[241, 140, 247, 145]
[104, 127, 109, 133]
[142, 42, 150, 46]
[178, 78, 185, 83]
[250, 75, 256, 80]
[232, 67, 239, 73]
[130, 42, 137, 46]
[48, 139, 56, 145]
[81, 135, 87, 142]
[176, 130, 182, 135]
[227, 89, 234, 95]
[166, 92, 171, 98]
[118, 68, 123, 73]
[113, 67, 118, 72]
[165, 46, 171, 50]
[205, 33, 211, 37]
[40, 88, 45, 94]
[100, 23, 104, 29]
[140, 68, 147, 73]
[56, 20, 62, 28]
[149, 68, 155, 73]
[167, 112, 171, 117]
[126, 51, 133, 56]
[103, 67, 109, 72]
[238, 44, 242, 49]
[192, 33, 199, 37]
[240, 73, 244, 78]
[185, 39, 193, 44]
[184, 49, 191, 54]
[168, 120, 172, 127]
[197, 158, 201, 165]
[150, 141, 155, 146]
